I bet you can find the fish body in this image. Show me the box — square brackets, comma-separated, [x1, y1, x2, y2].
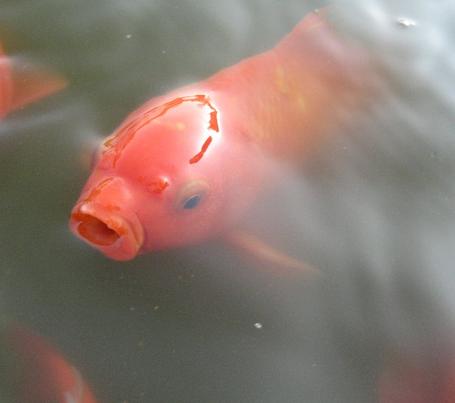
[378, 351, 455, 403]
[0, 42, 13, 119]
[2, 325, 97, 403]
[70, 9, 372, 261]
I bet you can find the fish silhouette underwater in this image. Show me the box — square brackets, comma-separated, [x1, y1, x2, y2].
[1, 325, 97, 403]
[69, 8, 374, 267]
[378, 349, 455, 403]
[0, 41, 66, 120]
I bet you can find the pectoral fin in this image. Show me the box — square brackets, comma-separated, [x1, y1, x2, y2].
[225, 230, 322, 276]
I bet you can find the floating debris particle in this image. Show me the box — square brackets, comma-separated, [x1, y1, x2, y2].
[396, 17, 417, 28]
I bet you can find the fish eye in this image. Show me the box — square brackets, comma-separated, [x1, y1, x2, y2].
[182, 194, 201, 209]
[176, 180, 209, 211]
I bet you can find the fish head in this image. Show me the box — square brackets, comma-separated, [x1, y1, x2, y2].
[70, 93, 265, 260]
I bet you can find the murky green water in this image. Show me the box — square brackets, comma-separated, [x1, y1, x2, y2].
[1, 0, 455, 402]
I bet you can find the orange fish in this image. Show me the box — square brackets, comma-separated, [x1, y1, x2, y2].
[0, 41, 66, 119]
[378, 350, 455, 403]
[69, 9, 372, 264]
[3, 325, 97, 403]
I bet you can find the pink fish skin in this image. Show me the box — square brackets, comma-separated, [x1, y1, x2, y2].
[69, 9, 373, 261]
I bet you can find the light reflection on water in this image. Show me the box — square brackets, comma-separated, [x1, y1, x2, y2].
[1, 0, 455, 402]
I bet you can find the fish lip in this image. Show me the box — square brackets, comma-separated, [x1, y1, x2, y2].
[69, 202, 144, 261]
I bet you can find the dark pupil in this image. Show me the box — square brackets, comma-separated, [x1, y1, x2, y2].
[183, 195, 201, 209]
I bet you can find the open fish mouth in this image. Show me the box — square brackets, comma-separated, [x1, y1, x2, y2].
[70, 202, 143, 261]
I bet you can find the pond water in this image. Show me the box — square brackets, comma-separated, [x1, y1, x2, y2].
[1, 0, 455, 402]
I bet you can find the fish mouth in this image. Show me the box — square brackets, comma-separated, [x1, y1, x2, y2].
[70, 203, 144, 261]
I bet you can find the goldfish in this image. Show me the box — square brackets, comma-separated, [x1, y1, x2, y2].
[378, 350, 455, 403]
[0, 41, 66, 120]
[1, 325, 97, 403]
[69, 9, 373, 263]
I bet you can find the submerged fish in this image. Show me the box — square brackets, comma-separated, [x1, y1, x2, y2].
[1, 325, 97, 403]
[0, 41, 66, 120]
[378, 350, 455, 403]
[69, 9, 373, 263]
